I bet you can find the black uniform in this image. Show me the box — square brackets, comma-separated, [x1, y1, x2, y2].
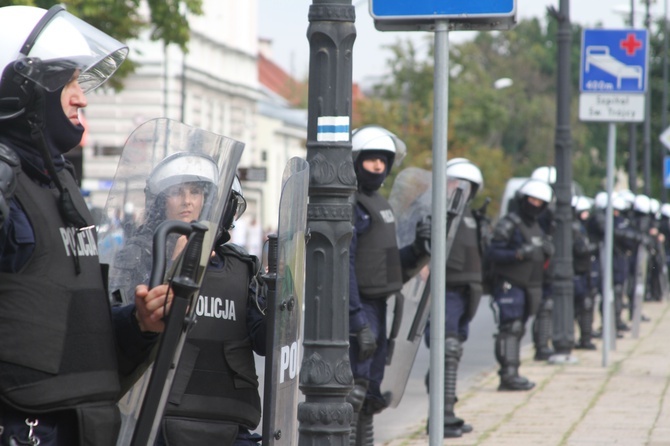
[158, 243, 266, 446]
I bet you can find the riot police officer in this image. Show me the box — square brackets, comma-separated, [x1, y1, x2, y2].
[572, 196, 598, 350]
[0, 6, 171, 445]
[486, 178, 554, 391]
[423, 158, 484, 437]
[157, 180, 267, 446]
[109, 152, 221, 303]
[529, 166, 557, 361]
[347, 125, 430, 446]
[590, 193, 640, 337]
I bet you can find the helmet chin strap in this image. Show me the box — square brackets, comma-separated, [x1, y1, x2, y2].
[27, 86, 87, 273]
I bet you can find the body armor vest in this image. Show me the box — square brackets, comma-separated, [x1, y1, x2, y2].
[163, 245, 261, 434]
[0, 169, 121, 445]
[354, 191, 403, 299]
[447, 214, 483, 321]
[446, 214, 482, 285]
[572, 221, 592, 275]
[493, 212, 545, 289]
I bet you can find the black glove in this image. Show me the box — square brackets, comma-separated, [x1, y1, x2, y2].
[355, 325, 377, 361]
[0, 144, 19, 229]
[515, 243, 535, 260]
[542, 239, 555, 257]
[412, 215, 432, 257]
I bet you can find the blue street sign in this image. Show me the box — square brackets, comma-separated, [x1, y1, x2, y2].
[580, 29, 648, 94]
[370, 0, 515, 19]
[665, 156, 670, 189]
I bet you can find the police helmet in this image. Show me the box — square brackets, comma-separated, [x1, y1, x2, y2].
[351, 125, 406, 173]
[633, 194, 652, 214]
[530, 166, 556, 184]
[517, 178, 553, 204]
[145, 152, 219, 214]
[572, 195, 592, 214]
[661, 203, 670, 219]
[650, 198, 660, 216]
[0, 5, 127, 120]
[618, 189, 636, 211]
[446, 157, 483, 199]
[594, 191, 609, 210]
[612, 194, 628, 212]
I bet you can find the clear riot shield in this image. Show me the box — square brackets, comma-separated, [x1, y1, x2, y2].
[631, 245, 649, 338]
[262, 157, 309, 445]
[97, 118, 244, 446]
[381, 167, 471, 409]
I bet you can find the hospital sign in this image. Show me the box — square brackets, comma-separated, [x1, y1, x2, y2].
[579, 28, 648, 123]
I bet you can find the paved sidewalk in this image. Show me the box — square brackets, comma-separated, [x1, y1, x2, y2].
[383, 300, 670, 446]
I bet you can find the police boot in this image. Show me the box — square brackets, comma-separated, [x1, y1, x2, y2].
[576, 297, 596, 350]
[614, 284, 630, 332]
[496, 322, 535, 391]
[443, 336, 472, 437]
[347, 379, 368, 446]
[354, 412, 374, 446]
[532, 298, 554, 360]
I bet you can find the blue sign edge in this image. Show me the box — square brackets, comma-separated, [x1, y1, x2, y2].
[369, 0, 516, 21]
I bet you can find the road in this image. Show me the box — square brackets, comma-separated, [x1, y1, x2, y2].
[255, 298, 534, 444]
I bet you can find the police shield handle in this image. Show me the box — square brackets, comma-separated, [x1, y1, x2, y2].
[131, 222, 208, 446]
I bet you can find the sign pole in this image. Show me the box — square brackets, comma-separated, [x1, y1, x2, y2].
[428, 21, 448, 445]
[602, 123, 616, 366]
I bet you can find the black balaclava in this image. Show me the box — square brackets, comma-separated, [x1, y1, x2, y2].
[355, 151, 389, 193]
[0, 85, 83, 172]
[518, 195, 546, 223]
[42, 85, 85, 157]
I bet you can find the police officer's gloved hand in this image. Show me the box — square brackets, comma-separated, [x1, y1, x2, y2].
[412, 215, 432, 257]
[542, 239, 555, 257]
[0, 144, 20, 229]
[355, 325, 378, 361]
[515, 243, 535, 260]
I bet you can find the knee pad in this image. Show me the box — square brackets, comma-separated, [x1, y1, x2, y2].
[541, 297, 554, 312]
[583, 296, 594, 311]
[444, 336, 462, 359]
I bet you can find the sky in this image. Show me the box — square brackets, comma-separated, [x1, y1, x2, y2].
[258, 0, 666, 85]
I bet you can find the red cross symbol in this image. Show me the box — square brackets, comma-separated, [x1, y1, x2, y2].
[620, 33, 643, 56]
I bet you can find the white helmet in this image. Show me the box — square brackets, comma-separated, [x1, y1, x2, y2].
[351, 125, 406, 171]
[572, 195, 592, 213]
[146, 152, 219, 205]
[446, 158, 483, 199]
[618, 189, 635, 210]
[530, 166, 556, 184]
[650, 198, 660, 215]
[594, 191, 609, 210]
[517, 178, 553, 203]
[661, 203, 670, 218]
[0, 5, 127, 99]
[612, 195, 628, 211]
[633, 194, 652, 214]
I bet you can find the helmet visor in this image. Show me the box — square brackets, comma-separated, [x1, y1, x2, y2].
[17, 6, 127, 93]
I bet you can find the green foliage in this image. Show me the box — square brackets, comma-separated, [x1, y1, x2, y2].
[355, 15, 670, 203]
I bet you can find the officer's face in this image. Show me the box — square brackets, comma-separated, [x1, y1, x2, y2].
[61, 72, 87, 127]
[362, 156, 387, 174]
[527, 196, 543, 208]
[164, 182, 205, 223]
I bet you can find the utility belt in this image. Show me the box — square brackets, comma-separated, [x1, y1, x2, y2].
[0, 404, 75, 446]
[0, 403, 119, 446]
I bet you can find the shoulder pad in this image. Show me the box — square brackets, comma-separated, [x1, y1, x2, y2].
[220, 243, 262, 276]
[492, 215, 517, 241]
